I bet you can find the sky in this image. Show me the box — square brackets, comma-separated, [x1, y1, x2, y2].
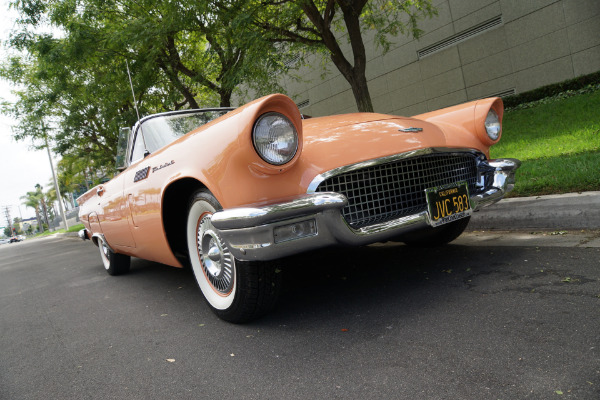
[0, 0, 57, 222]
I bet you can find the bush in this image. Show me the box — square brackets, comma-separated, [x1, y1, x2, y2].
[503, 70, 600, 109]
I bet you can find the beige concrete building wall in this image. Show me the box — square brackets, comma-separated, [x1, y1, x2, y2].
[273, 0, 600, 117]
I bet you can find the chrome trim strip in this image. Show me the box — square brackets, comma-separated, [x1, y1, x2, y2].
[306, 148, 484, 193]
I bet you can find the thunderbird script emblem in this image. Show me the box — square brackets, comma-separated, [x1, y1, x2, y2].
[398, 127, 423, 132]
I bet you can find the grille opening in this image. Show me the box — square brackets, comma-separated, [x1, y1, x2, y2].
[418, 16, 503, 59]
[315, 153, 479, 228]
[296, 99, 310, 108]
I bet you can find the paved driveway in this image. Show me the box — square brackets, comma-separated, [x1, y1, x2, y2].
[1, 233, 599, 399]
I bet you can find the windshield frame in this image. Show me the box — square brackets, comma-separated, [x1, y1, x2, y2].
[127, 108, 234, 166]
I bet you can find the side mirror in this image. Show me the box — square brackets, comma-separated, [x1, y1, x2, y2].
[115, 127, 131, 171]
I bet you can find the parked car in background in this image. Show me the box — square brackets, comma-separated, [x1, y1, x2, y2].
[0, 238, 9, 245]
[77, 94, 520, 322]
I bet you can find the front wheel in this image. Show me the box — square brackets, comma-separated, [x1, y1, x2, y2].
[186, 190, 281, 323]
[399, 216, 471, 247]
[98, 237, 131, 275]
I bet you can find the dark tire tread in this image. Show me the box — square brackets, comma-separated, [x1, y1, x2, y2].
[401, 216, 471, 247]
[214, 260, 282, 323]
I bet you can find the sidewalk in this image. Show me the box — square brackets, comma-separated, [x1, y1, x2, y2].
[469, 191, 600, 231]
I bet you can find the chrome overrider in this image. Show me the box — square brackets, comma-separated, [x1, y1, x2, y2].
[210, 153, 520, 262]
[78, 228, 89, 241]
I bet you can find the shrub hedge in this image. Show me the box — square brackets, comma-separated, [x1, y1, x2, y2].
[502, 70, 600, 109]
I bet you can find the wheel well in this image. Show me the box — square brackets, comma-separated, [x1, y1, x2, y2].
[162, 178, 206, 268]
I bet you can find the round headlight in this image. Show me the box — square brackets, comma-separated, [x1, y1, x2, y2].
[484, 109, 501, 141]
[253, 112, 298, 165]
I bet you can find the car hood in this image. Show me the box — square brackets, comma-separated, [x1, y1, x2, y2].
[299, 113, 448, 173]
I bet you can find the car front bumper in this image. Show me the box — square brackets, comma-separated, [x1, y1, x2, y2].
[211, 158, 520, 262]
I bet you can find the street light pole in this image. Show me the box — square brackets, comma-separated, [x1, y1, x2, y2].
[44, 133, 69, 231]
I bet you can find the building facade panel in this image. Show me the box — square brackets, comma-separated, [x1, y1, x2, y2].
[422, 68, 465, 99]
[427, 89, 468, 111]
[385, 62, 422, 93]
[238, 0, 600, 117]
[572, 45, 600, 76]
[457, 28, 509, 66]
[503, 1, 566, 47]
[448, 0, 498, 22]
[419, 46, 461, 80]
[462, 50, 513, 87]
[509, 29, 571, 72]
[562, 0, 600, 24]
[390, 82, 428, 111]
[465, 74, 517, 99]
[567, 15, 600, 53]
[499, 0, 562, 23]
[452, 2, 502, 33]
[381, 42, 419, 76]
[515, 56, 574, 92]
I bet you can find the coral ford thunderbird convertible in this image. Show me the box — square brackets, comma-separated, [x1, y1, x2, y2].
[77, 94, 519, 322]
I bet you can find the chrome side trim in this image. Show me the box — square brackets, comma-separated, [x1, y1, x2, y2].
[306, 148, 484, 193]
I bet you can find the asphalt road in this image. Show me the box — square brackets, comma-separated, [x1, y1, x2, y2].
[1, 232, 599, 400]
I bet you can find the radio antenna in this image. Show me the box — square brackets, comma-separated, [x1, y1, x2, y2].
[126, 60, 141, 122]
[126, 59, 149, 157]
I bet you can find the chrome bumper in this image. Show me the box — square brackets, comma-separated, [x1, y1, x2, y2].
[211, 158, 520, 262]
[78, 228, 90, 241]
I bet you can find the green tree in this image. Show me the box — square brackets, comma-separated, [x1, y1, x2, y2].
[2, 0, 289, 178]
[20, 186, 45, 233]
[252, 0, 436, 112]
[68, 0, 288, 107]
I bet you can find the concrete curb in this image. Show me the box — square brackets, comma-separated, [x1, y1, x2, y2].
[469, 191, 600, 231]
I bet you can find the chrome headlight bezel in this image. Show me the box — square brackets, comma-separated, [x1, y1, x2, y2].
[484, 109, 501, 141]
[252, 112, 299, 166]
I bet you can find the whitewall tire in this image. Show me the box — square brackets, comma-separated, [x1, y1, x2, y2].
[98, 237, 131, 276]
[186, 190, 282, 323]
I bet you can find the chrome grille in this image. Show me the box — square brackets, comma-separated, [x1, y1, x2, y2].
[315, 153, 479, 228]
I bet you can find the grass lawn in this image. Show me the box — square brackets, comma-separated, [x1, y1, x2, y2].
[31, 223, 85, 238]
[491, 89, 600, 197]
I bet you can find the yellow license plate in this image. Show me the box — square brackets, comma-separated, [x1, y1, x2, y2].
[425, 182, 472, 227]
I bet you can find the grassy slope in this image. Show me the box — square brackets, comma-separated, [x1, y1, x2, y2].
[490, 90, 600, 196]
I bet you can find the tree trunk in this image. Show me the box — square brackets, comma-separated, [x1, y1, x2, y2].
[220, 89, 232, 107]
[348, 68, 373, 112]
[302, 0, 375, 112]
[40, 199, 50, 230]
[35, 207, 43, 233]
[325, 49, 374, 112]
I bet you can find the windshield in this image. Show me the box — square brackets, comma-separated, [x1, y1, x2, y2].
[130, 109, 231, 163]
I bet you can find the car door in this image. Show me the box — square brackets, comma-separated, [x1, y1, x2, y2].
[96, 173, 136, 248]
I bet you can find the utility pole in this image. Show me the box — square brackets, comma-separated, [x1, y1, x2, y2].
[2, 206, 13, 236]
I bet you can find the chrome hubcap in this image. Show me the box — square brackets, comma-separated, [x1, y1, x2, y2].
[197, 215, 234, 294]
